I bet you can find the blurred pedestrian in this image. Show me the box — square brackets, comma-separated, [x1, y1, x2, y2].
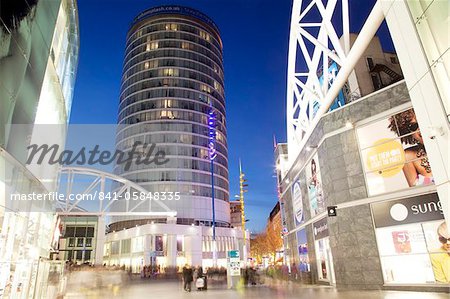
[182, 264, 193, 292]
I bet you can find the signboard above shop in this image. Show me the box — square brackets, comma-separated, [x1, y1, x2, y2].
[312, 217, 329, 240]
[371, 193, 443, 228]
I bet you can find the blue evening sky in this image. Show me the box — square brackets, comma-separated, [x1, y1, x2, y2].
[70, 0, 393, 232]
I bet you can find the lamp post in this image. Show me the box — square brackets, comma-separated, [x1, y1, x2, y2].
[208, 108, 217, 267]
[239, 160, 248, 266]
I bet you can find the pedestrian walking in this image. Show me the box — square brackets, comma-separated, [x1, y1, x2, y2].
[182, 264, 193, 292]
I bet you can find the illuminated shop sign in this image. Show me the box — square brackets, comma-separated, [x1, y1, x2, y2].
[312, 217, 329, 240]
[371, 193, 443, 228]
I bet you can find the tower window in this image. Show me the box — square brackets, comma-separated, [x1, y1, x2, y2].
[146, 42, 158, 51]
[181, 42, 192, 50]
[162, 68, 178, 77]
[199, 30, 210, 41]
[165, 23, 178, 31]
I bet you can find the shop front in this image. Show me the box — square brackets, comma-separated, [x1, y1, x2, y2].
[371, 193, 449, 285]
[312, 217, 335, 285]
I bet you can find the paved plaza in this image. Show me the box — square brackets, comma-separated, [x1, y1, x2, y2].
[64, 279, 449, 299]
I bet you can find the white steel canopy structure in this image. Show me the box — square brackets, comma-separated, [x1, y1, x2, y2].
[56, 166, 177, 265]
[56, 166, 176, 217]
[286, 0, 449, 222]
[286, 0, 384, 162]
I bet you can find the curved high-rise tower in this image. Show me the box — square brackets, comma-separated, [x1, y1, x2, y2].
[115, 6, 229, 227]
[105, 6, 242, 270]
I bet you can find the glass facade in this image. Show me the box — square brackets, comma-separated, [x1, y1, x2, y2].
[115, 6, 229, 225]
[0, 0, 79, 297]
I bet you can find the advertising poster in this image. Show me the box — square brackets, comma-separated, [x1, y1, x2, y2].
[305, 154, 325, 217]
[318, 62, 346, 112]
[357, 108, 434, 196]
[296, 230, 310, 273]
[291, 179, 304, 226]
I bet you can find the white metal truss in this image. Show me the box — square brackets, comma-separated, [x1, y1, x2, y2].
[287, 0, 384, 163]
[56, 166, 177, 217]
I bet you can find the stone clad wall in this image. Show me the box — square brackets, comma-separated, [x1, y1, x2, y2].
[282, 81, 411, 289]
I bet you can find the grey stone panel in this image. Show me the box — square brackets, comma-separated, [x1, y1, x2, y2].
[282, 83, 410, 290]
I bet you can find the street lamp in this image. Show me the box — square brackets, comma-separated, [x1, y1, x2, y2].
[239, 160, 248, 267]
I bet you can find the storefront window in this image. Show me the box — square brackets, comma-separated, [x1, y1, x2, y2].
[315, 239, 329, 280]
[371, 193, 449, 284]
[111, 241, 120, 255]
[155, 235, 164, 252]
[357, 108, 434, 196]
[121, 239, 131, 254]
[132, 236, 144, 253]
[312, 217, 335, 284]
[177, 235, 184, 252]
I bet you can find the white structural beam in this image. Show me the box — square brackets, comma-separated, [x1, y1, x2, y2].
[57, 166, 176, 216]
[312, 2, 384, 124]
[286, 0, 383, 164]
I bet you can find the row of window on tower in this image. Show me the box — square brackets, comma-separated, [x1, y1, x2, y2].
[116, 128, 227, 153]
[123, 47, 224, 81]
[121, 67, 224, 96]
[118, 87, 225, 116]
[126, 30, 222, 64]
[113, 148, 229, 176]
[116, 166, 230, 190]
[122, 57, 223, 84]
[133, 21, 217, 49]
[120, 76, 224, 103]
[120, 102, 225, 127]
[117, 176, 229, 201]
[118, 99, 227, 128]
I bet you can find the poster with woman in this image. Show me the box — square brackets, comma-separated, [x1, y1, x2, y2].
[305, 154, 325, 217]
[357, 108, 434, 196]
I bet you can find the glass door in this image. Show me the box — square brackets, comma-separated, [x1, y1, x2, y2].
[315, 237, 335, 285]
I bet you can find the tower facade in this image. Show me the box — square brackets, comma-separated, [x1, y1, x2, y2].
[103, 6, 245, 270]
[115, 6, 229, 227]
